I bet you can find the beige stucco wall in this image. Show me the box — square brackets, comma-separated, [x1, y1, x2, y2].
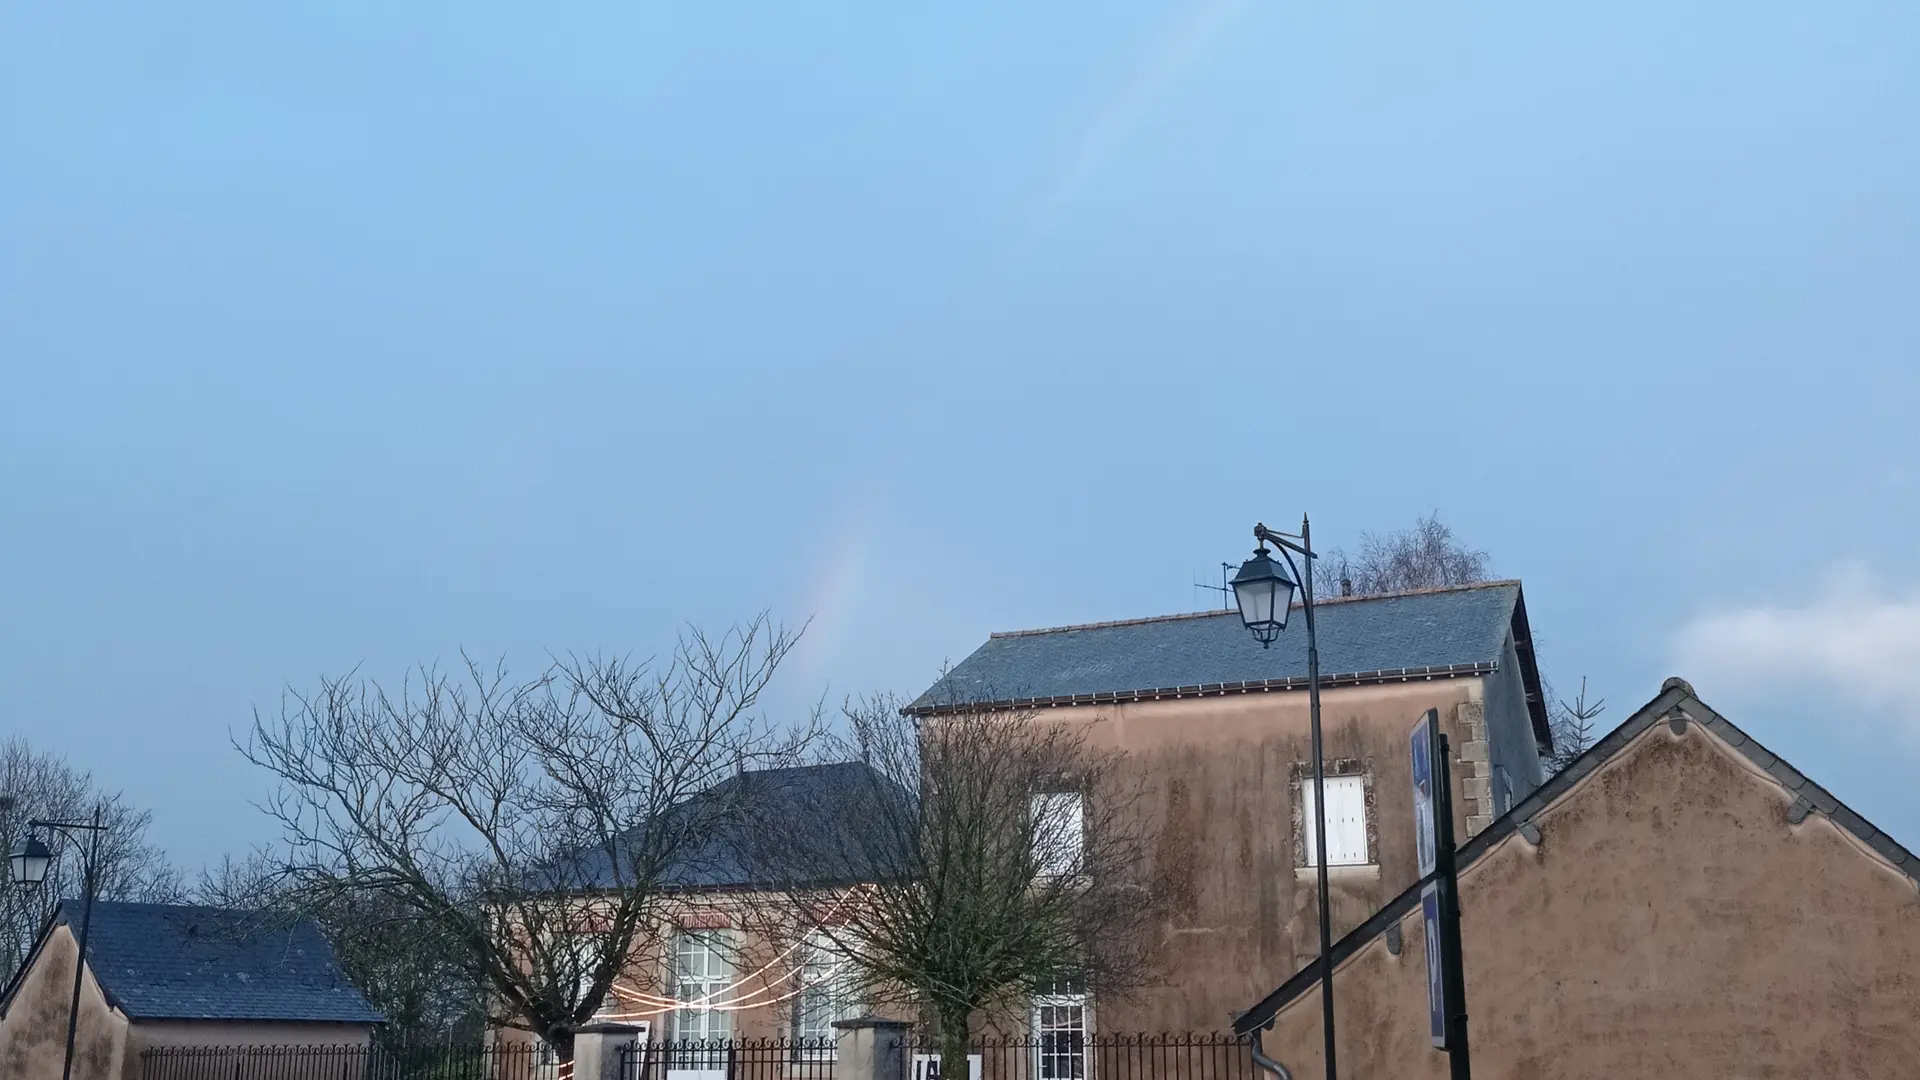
[1034, 678, 1493, 1032]
[1265, 718, 1920, 1078]
[0, 925, 130, 1080]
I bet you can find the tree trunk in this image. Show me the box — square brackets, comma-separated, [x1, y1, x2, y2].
[937, 1007, 971, 1080]
[548, 1028, 576, 1065]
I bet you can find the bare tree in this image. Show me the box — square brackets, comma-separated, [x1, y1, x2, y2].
[238, 618, 812, 1063]
[1313, 512, 1490, 598]
[1543, 677, 1606, 774]
[751, 696, 1159, 1080]
[1310, 516, 1606, 774]
[0, 738, 185, 983]
[193, 853, 486, 1053]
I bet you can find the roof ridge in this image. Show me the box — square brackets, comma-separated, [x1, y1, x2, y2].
[987, 580, 1523, 639]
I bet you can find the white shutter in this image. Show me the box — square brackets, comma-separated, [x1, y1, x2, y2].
[1032, 792, 1085, 877]
[1302, 775, 1369, 866]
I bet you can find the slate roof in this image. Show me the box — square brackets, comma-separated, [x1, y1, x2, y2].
[558, 761, 907, 892]
[909, 582, 1549, 747]
[1230, 678, 1920, 1035]
[2, 901, 382, 1024]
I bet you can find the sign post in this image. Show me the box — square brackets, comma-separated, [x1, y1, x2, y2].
[1410, 709, 1472, 1080]
[911, 1055, 982, 1080]
[1421, 883, 1444, 1048]
[1410, 712, 1437, 881]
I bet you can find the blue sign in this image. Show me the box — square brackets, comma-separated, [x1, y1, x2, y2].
[1410, 712, 1436, 879]
[1422, 882, 1446, 1048]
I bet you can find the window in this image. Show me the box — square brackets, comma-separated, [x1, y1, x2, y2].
[1032, 982, 1089, 1080]
[1301, 774, 1369, 867]
[566, 934, 612, 1018]
[1031, 792, 1085, 878]
[792, 930, 860, 1057]
[671, 930, 734, 1046]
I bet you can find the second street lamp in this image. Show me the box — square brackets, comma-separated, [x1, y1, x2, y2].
[9, 834, 51, 887]
[9, 810, 106, 1080]
[1231, 517, 1336, 1080]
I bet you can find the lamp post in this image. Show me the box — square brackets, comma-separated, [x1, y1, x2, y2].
[1230, 517, 1337, 1080]
[9, 808, 106, 1080]
[0, 795, 17, 978]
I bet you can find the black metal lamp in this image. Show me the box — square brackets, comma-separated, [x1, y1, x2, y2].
[11, 812, 106, 1080]
[9, 834, 51, 886]
[1231, 546, 1297, 646]
[1233, 518, 1338, 1080]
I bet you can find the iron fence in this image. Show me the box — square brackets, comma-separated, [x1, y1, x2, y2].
[906, 1032, 1259, 1080]
[141, 1033, 1254, 1080]
[140, 1043, 560, 1080]
[618, 1037, 838, 1080]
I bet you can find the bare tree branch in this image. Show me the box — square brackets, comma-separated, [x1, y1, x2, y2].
[0, 738, 183, 983]
[237, 616, 813, 1062]
[1312, 512, 1490, 598]
[748, 694, 1161, 1080]
[1542, 676, 1606, 774]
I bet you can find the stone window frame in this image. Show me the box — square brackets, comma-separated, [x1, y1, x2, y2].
[1289, 758, 1377, 869]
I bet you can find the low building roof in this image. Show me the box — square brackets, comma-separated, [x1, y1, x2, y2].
[1229, 678, 1919, 1036]
[909, 581, 1551, 749]
[2, 901, 382, 1025]
[557, 761, 906, 892]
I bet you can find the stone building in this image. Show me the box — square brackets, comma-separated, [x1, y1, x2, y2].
[1233, 679, 1920, 1079]
[908, 581, 1554, 1034]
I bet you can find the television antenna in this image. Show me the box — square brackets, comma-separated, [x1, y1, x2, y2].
[1194, 562, 1236, 611]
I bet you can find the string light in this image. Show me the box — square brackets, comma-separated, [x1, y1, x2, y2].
[599, 888, 862, 1013]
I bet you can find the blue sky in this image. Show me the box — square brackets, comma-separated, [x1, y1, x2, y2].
[2, 1, 1916, 870]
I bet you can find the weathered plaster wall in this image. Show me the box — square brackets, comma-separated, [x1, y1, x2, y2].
[1265, 721, 1920, 1079]
[0, 926, 129, 1080]
[1036, 679, 1491, 1032]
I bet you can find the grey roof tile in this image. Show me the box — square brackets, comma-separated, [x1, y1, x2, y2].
[1806, 786, 1841, 815]
[559, 762, 906, 892]
[47, 902, 381, 1024]
[913, 583, 1524, 710]
[1767, 761, 1808, 792]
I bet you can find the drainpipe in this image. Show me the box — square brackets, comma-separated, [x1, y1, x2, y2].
[1250, 1028, 1294, 1080]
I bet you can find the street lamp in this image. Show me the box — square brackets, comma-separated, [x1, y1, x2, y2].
[8, 834, 51, 886]
[9, 810, 106, 1080]
[1231, 517, 1337, 1080]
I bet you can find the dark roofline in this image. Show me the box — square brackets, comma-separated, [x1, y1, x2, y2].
[1230, 678, 1919, 1036]
[1506, 583, 1553, 753]
[986, 580, 1530, 640]
[3, 901, 381, 1026]
[909, 581, 1552, 749]
[908, 664, 1497, 717]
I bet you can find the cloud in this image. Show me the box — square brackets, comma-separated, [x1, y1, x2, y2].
[1673, 564, 1920, 731]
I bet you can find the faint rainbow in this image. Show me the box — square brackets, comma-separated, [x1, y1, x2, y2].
[789, 517, 875, 684]
[1049, 0, 1250, 205]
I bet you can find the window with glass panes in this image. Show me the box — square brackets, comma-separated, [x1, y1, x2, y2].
[1300, 774, 1369, 867]
[1032, 979, 1089, 1080]
[671, 930, 733, 1047]
[792, 930, 859, 1057]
